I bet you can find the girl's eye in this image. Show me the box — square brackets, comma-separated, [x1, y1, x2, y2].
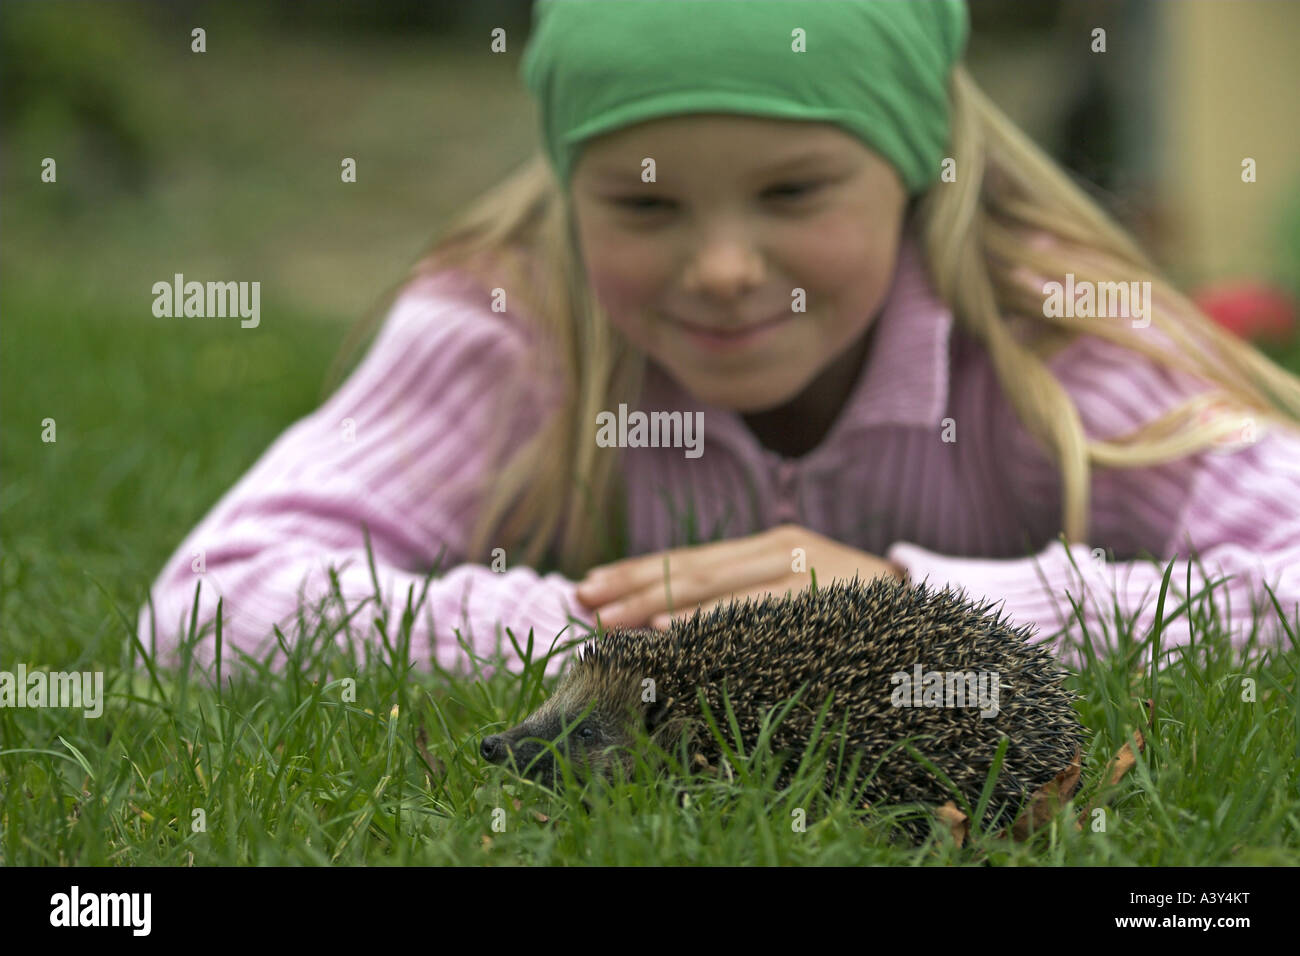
[612, 181, 822, 213]
[616, 197, 675, 212]
[763, 181, 821, 201]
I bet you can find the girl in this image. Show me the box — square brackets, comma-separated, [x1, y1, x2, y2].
[139, 0, 1300, 675]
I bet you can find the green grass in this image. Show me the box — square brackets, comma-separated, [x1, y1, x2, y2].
[3, 283, 1299, 864]
[5, 529, 1300, 865]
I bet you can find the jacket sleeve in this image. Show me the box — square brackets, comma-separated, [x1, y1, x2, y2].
[886, 330, 1300, 667]
[137, 270, 596, 676]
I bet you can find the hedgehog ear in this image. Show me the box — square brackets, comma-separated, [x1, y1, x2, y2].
[645, 695, 674, 733]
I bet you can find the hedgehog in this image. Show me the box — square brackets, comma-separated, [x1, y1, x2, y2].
[480, 576, 1085, 837]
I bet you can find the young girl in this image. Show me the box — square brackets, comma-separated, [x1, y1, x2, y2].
[139, 0, 1300, 675]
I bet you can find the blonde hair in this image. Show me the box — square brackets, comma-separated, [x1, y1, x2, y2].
[325, 64, 1300, 578]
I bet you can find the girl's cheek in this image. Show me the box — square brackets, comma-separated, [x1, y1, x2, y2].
[573, 210, 659, 309]
[586, 247, 669, 320]
[799, 215, 892, 285]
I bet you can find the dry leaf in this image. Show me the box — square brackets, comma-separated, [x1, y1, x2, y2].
[1010, 746, 1083, 841]
[1105, 728, 1146, 786]
[1074, 727, 1149, 828]
[934, 800, 969, 847]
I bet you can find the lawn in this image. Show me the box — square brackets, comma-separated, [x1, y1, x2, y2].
[2, 283, 1298, 864]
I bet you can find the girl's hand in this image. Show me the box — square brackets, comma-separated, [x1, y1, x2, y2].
[574, 524, 906, 630]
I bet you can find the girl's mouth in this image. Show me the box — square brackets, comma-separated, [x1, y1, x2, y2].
[669, 312, 793, 352]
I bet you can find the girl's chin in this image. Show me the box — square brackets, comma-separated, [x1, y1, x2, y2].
[663, 365, 807, 412]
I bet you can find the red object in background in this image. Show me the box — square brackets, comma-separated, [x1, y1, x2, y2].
[1193, 281, 1296, 342]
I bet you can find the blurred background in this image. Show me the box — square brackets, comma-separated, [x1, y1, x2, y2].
[4, 0, 1299, 321]
[2, 0, 1299, 656]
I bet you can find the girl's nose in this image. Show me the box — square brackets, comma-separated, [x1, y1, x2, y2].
[684, 239, 765, 298]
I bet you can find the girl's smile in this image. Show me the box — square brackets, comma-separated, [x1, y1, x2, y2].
[667, 308, 796, 353]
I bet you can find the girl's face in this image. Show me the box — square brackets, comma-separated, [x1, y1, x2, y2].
[569, 114, 909, 413]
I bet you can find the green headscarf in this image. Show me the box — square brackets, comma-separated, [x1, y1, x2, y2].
[520, 0, 970, 195]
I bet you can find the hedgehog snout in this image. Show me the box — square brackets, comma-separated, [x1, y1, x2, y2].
[482, 709, 634, 784]
[480, 727, 544, 765]
[480, 718, 566, 780]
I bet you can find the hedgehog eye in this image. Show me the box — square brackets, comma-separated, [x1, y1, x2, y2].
[579, 725, 596, 741]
